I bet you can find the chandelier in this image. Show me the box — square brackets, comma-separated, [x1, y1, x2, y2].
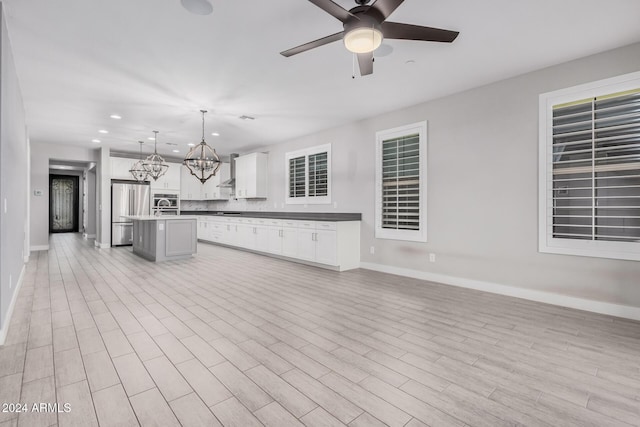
[143, 130, 169, 181]
[183, 110, 221, 184]
[129, 141, 149, 182]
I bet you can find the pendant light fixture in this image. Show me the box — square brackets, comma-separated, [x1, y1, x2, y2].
[143, 130, 169, 181]
[129, 141, 149, 182]
[183, 110, 221, 184]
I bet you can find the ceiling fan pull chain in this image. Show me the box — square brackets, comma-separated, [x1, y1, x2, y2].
[352, 53, 356, 79]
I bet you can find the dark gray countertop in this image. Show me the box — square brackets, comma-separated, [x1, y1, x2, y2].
[180, 211, 362, 221]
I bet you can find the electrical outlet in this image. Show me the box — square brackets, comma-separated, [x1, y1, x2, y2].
[429, 253, 436, 263]
[333, 201, 338, 209]
[370, 246, 375, 255]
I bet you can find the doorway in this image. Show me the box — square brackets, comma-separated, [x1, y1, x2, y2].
[49, 174, 79, 233]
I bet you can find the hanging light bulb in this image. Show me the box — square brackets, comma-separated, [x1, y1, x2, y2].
[129, 141, 149, 182]
[183, 110, 221, 184]
[143, 130, 169, 181]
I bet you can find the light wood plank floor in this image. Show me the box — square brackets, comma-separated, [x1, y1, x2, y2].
[1, 233, 640, 427]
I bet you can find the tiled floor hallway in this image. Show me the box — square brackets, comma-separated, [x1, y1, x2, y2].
[1, 233, 640, 426]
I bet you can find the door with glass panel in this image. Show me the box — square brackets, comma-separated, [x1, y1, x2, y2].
[49, 175, 79, 233]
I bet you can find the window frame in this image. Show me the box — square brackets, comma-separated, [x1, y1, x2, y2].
[285, 143, 331, 205]
[538, 71, 640, 261]
[375, 121, 428, 242]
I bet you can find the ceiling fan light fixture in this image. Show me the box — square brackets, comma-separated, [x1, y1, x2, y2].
[344, 27, 383, 53]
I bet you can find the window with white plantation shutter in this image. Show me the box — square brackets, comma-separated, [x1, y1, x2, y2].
[308, 152, 328, 197]
[539, 71, 640, 261]
[376, 121, 427, 242]
[289, 156, 306, 198]
[285, 144, 331, 204]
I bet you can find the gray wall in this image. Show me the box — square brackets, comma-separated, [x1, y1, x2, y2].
[209, 42, 640, 308]
[0, 5, 29, 334]
[30, 143, 98, 248]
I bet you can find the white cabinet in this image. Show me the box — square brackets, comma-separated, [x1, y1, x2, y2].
[281, 222, 299, 258]
[296, 228, 316, 262]
[197, 215, 360, 271]
[315, 228, 338, 266]
[181, 165, 201, 200]
[111, 157, 137, 180]
[150, 162, 181, 191]
[235, 153, 268, 199]
[181, 163, 230, 201]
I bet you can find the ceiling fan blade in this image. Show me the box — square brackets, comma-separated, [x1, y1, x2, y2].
[280, 32, 344, 57]
[357, 52, 373, 76]
[370, 0, 405, 20]
[382, 22, 459, 43]
[308, 0, 358, 23]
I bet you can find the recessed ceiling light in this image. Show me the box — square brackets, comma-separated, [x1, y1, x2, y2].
[239, 115, 255, 120]
[172, 149, 180, 153]
[187, 143, 195, 147]
[211, 132, 220, 136]
[148, 137, 155, 140]
[405, 60, 416, 65]
[181, 0, 213, 15]
[98, 129, 108, 134]
[92, 139, 101, 143]
[110, 114, 122, 119]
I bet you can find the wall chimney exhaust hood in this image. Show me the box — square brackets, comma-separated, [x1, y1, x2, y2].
[218, 153, 238, 191]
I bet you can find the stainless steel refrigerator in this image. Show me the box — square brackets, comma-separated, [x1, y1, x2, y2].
[111, 181, 150, 246]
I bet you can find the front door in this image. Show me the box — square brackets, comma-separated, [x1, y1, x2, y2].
[50, 175, 79, 233]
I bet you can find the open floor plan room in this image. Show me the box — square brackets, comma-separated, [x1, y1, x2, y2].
[1, 234, 639, 426]
[2, 0, 640, 426]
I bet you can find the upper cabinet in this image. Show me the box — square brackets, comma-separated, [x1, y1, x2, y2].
[180, 163, 230, 201]
[110, 157, 137, 180]
[235, 152, 268, 199]
[150, 162, 181, 191]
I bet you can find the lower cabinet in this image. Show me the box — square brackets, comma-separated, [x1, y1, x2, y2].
[196, 216, 359, 271]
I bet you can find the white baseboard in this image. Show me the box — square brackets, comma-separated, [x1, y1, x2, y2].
[94, 241, 110, 249]
[83, 233, 96, 239]
[30, 245, 49, 251]
[0, 265, 26, 345]
[360, 262, 640, 322]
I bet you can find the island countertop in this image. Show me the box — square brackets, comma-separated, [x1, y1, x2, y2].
[124, 215, 200, 221]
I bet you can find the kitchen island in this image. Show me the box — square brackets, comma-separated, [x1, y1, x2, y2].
[125, 216, 198, 262]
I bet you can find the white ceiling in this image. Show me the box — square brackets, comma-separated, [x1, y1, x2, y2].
[4, 0, 640, 157]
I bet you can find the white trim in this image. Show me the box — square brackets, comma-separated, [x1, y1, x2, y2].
[95, 241, 110, 249]
[83, 233, 96, 239]
[285, 143, 332, 205]
[375, 121, 428, 243]
[538, 71, 640, 261]
[30, 245, 49, 251]
[360, 262, 640, 321]
[0, 265, 26, 345]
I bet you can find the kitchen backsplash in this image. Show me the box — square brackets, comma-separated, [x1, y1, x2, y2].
[180, 199, 271, 211]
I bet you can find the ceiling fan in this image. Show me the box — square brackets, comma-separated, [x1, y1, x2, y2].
[280, 0, 459, 76]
